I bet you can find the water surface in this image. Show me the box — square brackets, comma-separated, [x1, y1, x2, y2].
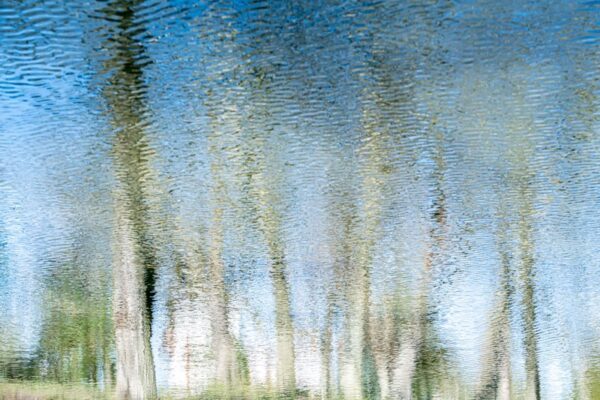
[1, 0, 600, 399]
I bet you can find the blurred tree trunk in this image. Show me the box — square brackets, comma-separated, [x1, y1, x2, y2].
[391, 137, 446, 400]
[518, 180, 540, 400]
[100, 1, 158, 398]
[323, 183, 355, 400]
[320, 299, 333, 400]
[475, 220, 513, 400]
[112, 209, 157, 400]
[207, 203, 241, 388]
[205, 102, 246, 390]
[240, 70, 297, 395]
[245, 153, 296, 394]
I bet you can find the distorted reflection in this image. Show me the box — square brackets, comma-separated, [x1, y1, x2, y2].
[1, 0, 600, 399]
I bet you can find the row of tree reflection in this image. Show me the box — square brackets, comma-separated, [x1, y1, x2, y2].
[2, 0, 600, 399]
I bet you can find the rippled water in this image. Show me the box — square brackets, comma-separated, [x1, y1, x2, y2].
[1, 0, 600, 399]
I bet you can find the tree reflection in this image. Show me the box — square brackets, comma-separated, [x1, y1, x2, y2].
[100, 0, 158, 398]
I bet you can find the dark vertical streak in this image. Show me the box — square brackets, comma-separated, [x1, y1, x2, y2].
[519, 180, 541, 400]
